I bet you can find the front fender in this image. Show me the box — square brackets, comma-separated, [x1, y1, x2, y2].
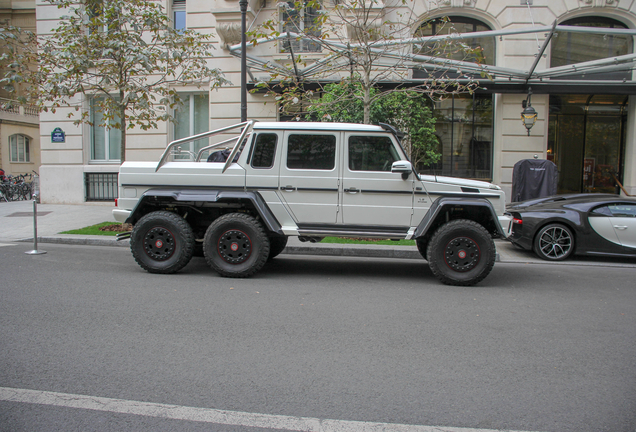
[413, 197, 506, 239]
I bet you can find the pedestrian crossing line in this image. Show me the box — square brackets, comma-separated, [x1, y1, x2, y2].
[0, 386, 541, 432]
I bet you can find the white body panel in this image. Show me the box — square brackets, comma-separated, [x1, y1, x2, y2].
[114, 121, 508, 238]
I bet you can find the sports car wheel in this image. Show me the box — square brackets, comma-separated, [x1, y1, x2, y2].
[130, 211, 195, 274]
[426, 219, 496, 286]
[533, 224, 574, 261]
[203, 213, 270, 278]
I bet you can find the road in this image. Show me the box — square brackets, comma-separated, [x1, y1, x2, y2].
[0, 243, 635, 432]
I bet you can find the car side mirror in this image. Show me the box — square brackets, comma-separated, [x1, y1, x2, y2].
[391, 161, 412, 180]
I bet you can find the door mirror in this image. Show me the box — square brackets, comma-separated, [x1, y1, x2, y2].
[391, 161, 412, 179]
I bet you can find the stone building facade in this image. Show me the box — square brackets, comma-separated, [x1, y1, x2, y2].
[1, 0, 40, 179]
[34, 0, 636, 203]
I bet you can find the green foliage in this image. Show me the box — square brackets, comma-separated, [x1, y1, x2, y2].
[305, 78, 440, 167]
[321, 237, 416, 246]
[1, 0, 228, 162]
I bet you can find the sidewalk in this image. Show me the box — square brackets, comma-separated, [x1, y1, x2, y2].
[2, 200, 635, 268]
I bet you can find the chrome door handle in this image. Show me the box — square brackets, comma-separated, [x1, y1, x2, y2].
[281, 185, 296, 192]
[344, 187, 359, 194]
[613, 225, 628, 230]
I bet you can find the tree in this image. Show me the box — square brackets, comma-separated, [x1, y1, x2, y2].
[1, 0, 228, 163]
[306, 78, 439, 167]
[248, 0, 484, 124]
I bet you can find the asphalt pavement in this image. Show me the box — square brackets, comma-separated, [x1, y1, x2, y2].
[1, 199, 635, 268]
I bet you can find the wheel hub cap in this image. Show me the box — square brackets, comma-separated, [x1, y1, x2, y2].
[218, 230, 251, 264]
[444, 237, 480, 272]
[539, 227, 572, 259]
[143, 227, 175, 261]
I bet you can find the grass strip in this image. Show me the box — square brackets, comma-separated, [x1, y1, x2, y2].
[59, 221, 125, 236]
[60, 224, 416, 246]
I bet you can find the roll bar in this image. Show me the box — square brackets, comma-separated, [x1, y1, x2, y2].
[156, 120, 256, 172]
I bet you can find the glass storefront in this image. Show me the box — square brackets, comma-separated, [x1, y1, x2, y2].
[419, 93, 493, 180]
[548, 94, 627, 194]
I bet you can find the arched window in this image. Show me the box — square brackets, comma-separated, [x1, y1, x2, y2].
[10, 134, 31, 163]
[551, 17, 632, 80]
[415, 16, 495, 67]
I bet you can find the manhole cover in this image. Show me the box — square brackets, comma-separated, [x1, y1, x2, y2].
[5, 212, 52, 217]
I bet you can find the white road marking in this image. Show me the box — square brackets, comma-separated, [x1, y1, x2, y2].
[0, 243, 17, 247]
[0, 386, 541, 432]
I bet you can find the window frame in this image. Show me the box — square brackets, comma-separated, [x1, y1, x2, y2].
[89, 96, 121, 163]
[415, 16, 496, 66]
[286, 133, 337, 171]
[281, 1, 322, 53]
[172, 0, 186, 31]
[172, 92, 210, 160]
[549, 17, 632, 79]
[9, 134, 31, 163]
[348, 135, 400, 172]
[250, 133, 278, 169]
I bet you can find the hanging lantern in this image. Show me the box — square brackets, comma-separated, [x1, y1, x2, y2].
[521, 88, 537, 136]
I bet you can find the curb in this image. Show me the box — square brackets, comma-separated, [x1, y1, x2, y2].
[17, 235, 498, 262]
[13, 236, 636, 267]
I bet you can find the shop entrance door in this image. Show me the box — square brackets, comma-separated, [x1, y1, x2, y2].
[548, 95, 627, 194]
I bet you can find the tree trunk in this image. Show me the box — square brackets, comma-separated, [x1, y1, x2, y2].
[362, 64, 371, 125]
[119, 96, 126, 164]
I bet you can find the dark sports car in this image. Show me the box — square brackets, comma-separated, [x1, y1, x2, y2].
[506, 194, 636, 261]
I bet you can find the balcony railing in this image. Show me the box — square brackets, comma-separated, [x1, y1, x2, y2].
[0, 97, 39, 120]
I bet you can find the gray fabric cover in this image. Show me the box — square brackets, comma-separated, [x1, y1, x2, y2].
[512, 159, 558, 202]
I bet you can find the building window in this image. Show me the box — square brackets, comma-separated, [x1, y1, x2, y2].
[173, 93, 209, 159]
[550, 17, 631, 81]
[414, 16, 495, 79]
[419, 93, 493, 181]
[10, 134, 31, 163]
[548, 94, 627, 194]
[90, 97, 121, 162]
[85, 172, 118, 201]
[172, 0, 186, 31]
[282, 1, 321, 53]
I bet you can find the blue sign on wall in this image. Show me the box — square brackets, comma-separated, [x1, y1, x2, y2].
[51, 127, 65, 143]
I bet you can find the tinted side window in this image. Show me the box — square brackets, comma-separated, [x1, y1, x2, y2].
[608, 204, 636, 217]
[349, 136, 399, 171]
[287, 134, 336, 170]
[591, 205, 612, 216]
[251, 133, 277, 169]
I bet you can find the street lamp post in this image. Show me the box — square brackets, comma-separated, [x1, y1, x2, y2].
[240, 0, 248, 122]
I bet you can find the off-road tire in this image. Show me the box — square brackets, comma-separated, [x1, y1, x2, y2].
[130, 211, 195, 274]
[426, 219, 496, 286]
[416, 237, 429, 260]
[203, 213, 270, 278]
[268, 235, 288, 261]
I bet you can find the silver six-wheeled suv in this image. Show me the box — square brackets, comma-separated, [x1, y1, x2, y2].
[114, 121, 511, 286]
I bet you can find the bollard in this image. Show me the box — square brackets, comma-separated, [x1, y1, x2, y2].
[25, 197, 46, 255]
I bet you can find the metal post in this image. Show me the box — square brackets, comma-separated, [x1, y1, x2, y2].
[240, 0, 248, 122]
[25, 198, 46, 255]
